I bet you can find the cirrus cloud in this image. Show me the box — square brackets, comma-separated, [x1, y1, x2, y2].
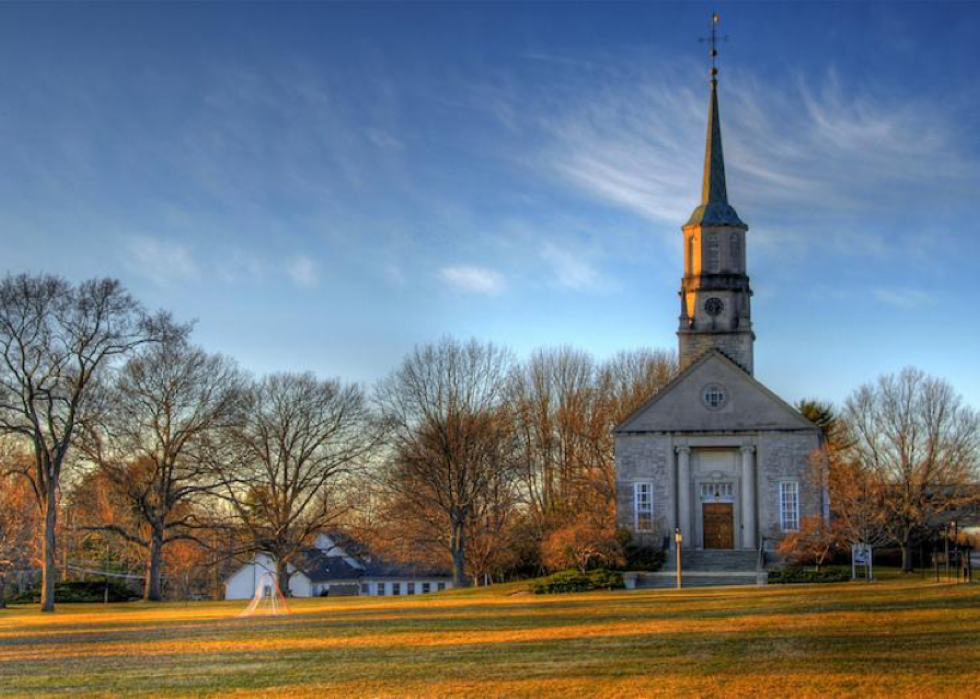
[439, 265, 506, 295]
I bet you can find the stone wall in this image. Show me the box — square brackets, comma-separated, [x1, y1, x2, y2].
[678, 329, 754, 374]
[757, 432, 823, 546]
[615, 434, 672, 548]
[615, 429, 823, 551]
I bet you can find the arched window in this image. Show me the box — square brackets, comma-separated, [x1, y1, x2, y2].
[729, 233, 741, 270]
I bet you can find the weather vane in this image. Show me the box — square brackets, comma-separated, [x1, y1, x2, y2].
[698, 12, 728, 84]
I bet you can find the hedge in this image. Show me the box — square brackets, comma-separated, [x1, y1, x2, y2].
[531, 569, 625, 594]
[10, 580, 139, 604]
[768, 568, 851, 585]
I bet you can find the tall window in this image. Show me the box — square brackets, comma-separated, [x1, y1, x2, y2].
[780, 481, 800, 531]
[729, 233, 741, 270]
[707, 235, 720, 273]
[634, 482, 654, 531]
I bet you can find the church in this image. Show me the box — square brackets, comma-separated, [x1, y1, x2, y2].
[614, 48, 824, 583]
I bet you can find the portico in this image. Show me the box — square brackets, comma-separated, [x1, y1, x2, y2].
[673, 443, 757, 551]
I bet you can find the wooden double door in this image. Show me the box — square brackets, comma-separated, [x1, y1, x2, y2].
[702, 503, 735, 549]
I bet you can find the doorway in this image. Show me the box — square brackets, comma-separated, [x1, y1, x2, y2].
[703, 503, 735, 549]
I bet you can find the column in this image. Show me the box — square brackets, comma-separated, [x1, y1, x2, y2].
[740, 445, 756, 550]
[676, 446, 691, 545]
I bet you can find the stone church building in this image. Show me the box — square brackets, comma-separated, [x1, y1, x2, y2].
[615, 63, 824, 580]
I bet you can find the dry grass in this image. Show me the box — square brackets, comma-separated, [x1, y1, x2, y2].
[1, 579, 978, 698]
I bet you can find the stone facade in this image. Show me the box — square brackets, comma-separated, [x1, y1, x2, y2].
[616, 434, 673, 548]
[677, 328, 753, 378]
[615, 354, 823, 554]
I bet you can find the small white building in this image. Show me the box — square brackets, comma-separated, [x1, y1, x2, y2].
[224, 532, 453, 600]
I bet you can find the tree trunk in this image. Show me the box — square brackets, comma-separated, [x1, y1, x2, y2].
[145, 527, 165, 602]
[276, 557, 291, 598]
[450, 520, 467, 586]
[0, 575, 7, 609]
[40, 485, 58, 612]
[901, 530, 914, 573]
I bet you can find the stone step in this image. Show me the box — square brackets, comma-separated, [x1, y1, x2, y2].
[664, 549, 760, 572]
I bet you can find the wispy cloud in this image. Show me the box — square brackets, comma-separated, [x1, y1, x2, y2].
[215, 250, 268, 284]
[872, 287, 932, 308]
[285, 255, 319, 289]
[122, 236, 199, 288]
[439, 265, 506, 295]
[524, 62, 975, 255]
[540, 243, 606, 292]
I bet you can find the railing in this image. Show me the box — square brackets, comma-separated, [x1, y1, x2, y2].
[757, 536, 766, 571]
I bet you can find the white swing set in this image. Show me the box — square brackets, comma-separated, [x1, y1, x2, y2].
[238, 565, 290, 617]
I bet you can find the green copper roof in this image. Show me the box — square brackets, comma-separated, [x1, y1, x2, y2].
[685, 79, 746, 228]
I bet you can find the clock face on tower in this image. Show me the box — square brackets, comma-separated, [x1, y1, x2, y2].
[704, 297, 724, 317]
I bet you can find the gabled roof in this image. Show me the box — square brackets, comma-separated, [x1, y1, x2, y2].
[298, 549, 365, 583]
[615, 349, 818, 434]
[296, 533, 452, 582]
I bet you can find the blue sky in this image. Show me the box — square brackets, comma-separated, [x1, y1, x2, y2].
[1, 1, 978, 409]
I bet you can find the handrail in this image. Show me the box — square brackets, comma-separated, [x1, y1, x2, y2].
[757, 536, 766, 571]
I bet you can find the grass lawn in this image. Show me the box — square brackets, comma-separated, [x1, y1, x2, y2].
[1, 579, 978, 698]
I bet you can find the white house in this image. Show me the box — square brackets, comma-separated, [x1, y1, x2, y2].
[224, 532, 454, 600]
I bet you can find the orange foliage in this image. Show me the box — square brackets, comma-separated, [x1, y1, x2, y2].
[778, 515, 841, 568]
[541, 519, 624, 573]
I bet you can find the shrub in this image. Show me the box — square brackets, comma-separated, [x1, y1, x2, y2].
[777, 516, 842, 568]
[768, 568, 850, 585]
[541, 521, 625, 573]
[531, 568, 625, 594]
[586, 568, 625, 590]
[617, 528, 665, 571]
[10, 580, 138, 604]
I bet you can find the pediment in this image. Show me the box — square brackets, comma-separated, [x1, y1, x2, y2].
[615, 350, 818, 434]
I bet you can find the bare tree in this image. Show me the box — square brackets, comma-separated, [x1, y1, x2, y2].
[845, 367, 980, 572]
[0, 274, 160, 611]
[599, 349, 678, 427]
[218, 372, 378, 594]
[592, 349, 677, 513]
[83, 329, 243, 600]
[510, 347, 595, 528]
[511, 348, 676, 535]
[0, 463, 38, 607]
[793, 399, 889, 560]
[376, 338, 517, 585]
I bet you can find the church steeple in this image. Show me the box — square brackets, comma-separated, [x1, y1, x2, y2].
[702, 80, 728, 205]
[685, 41, 744, 228]
[678, 13, 754, 375]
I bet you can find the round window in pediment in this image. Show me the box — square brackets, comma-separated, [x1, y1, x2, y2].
[702, 383, 727, 411]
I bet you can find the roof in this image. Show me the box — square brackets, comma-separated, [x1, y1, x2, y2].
[614, 349, 819, 434]
[296, 534, 452, 582]
[684, 78, 746, 229]
[298, 549, 365, 583]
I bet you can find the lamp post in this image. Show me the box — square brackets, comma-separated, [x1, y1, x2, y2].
[952, 519, 959, 583]
[944, 523, 950, 582]
[675, 528, 683, 590]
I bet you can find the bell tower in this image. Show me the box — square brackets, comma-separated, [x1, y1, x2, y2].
[678, 14, 754, 375]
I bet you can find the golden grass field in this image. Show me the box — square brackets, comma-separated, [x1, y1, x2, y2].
[1, 579, 978, 698]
